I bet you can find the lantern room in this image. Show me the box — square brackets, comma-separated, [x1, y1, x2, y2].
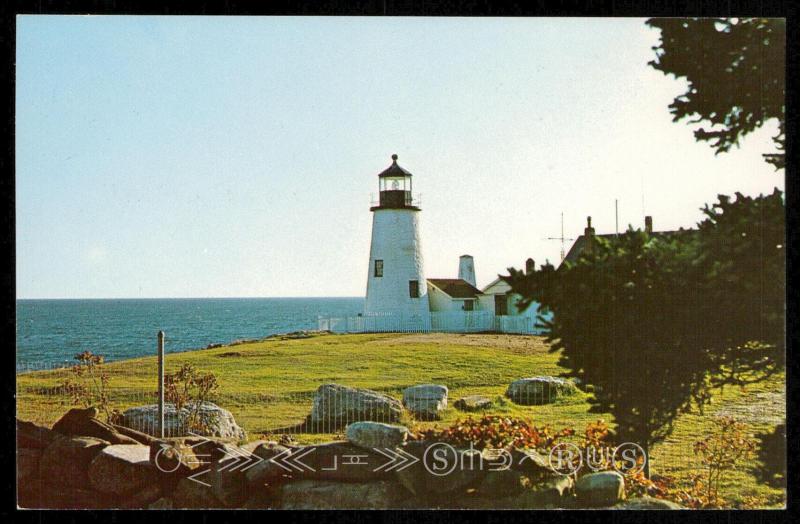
[372, 154, 419, 210]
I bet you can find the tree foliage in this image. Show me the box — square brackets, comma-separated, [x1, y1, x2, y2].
[503, 191, 785, 468]
[647, 18, 785, 169]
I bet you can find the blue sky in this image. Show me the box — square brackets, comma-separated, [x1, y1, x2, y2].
[16, 16, 784, 298]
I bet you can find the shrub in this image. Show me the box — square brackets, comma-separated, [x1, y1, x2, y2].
[162, 363, 220, 434]
[412, 415, 574, 451]
[59, 350, 116, 422]
[672, 416, 758, 508]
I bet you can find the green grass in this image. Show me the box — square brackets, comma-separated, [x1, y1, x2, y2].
[16, 332, 785, 507]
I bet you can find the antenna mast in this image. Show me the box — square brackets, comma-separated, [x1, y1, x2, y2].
[544, 212, 575, 262]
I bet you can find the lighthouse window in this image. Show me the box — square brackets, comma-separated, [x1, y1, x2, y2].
[409, 280, 420, 298]
[374, 260, 383, 277]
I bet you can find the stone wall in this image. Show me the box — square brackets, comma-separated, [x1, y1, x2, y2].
[17, 409, 683, 510]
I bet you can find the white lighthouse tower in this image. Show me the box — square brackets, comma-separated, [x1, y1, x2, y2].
[364, 155, 430, 323]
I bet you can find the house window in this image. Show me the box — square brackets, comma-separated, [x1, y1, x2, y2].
[463, 300, 475, 311]
[374, 260, 383, 277]
[409, 280, 419, 298]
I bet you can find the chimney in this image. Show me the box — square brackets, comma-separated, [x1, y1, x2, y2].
[584, 216, 595, 237]
[525, 258, 536, 275]
[584, 216, 596, 255]
[645, 216, 653, 234]
[458, 255, 477, 287]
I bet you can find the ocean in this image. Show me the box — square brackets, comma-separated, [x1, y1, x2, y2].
[16, 297, 364, 371]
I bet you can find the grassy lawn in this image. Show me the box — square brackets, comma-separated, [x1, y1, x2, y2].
[16, 332, 785, 507]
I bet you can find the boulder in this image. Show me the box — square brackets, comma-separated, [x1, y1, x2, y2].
[346, 421, 409, 450]
[526, 475, 574, 507]
[244, 441, 293, 490]
[509, 447, 552, 477]
[242, 490, 281, 509]
[148, 438, 213, 495]
[17, 419, 59, 449]
[474, 469, 528, 497]
[120, 402, 246, 440]
[402, 384, 448, 420]
[38, 435, 109, 488]
[208, 442, 253, 507]
[280, 480, 408, 509]
[17, 481, 118, 509]
[505, 376, 577, 405]
[17, 448, 42, 483]
[614, 496, 684, 510]
[148, 497, 173, 509]
[117, 483, 163, 509]
[492, 476, 574, 509]
[309, 384, 404, 429]
[393, 441, 487, 497]
[88, 444, 159, 496]
[172, 477, 226, 509]
[575, 471, 625, 507]
[286, 441, 394, 483]
[453, 395, 493, 412]
[53, 407, 140, 445]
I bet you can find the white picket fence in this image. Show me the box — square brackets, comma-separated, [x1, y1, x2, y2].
[318, 311, 540, 334]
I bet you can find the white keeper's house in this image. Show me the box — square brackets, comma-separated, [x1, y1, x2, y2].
[319, 155, 540, 334]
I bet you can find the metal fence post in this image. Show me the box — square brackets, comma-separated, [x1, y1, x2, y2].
[157, 330, 165, 439]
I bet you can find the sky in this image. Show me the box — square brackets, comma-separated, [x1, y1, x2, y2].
[16, 16, 784, 299]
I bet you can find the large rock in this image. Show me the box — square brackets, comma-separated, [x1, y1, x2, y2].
[280, 480, 408, 509]
[148, 497, 173, 509]
[346, 421, 409, 450]
[286, 441, 394, 483]
[402, 384, 448, 420]
[244, 441, 293, 491]
[614, 496, 683, 510]
[17, 419, 59, 449]
[38, 435, 109, 488]
[509, 447, 553, 478]
[453, 395, 493, 412]
[505, 376, 577, 405]
[121, 402, 246, 440]
[491, 476, 574, 509]
[474, 469, 528, 498]
[575, 471, 625, 507]
[309, 384, 404, 429]
[53, 407, 141, 445]
[208, 442, 259, 507]
[17, 481, 118, 509]
[88, 444, 159, 496]
[117, 483, 163, 509]
[172, 477, 226, 509]
[393, 441, 487, 497]
[17, 448, 42, 483]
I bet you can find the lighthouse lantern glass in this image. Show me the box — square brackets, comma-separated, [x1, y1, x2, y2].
[380, 175, 410, 192]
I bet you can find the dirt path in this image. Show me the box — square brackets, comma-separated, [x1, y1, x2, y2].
[714, 389, 786, 426]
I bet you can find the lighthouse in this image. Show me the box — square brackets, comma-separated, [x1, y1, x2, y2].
[364, 155, 430, 321]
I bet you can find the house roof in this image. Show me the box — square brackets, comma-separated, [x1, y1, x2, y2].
[482, 277, 511, 294]
[427, 278, 483, 299]
[561, 229, 695, 267]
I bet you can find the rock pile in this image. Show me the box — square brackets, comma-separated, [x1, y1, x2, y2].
[17, 393, 682, 509]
